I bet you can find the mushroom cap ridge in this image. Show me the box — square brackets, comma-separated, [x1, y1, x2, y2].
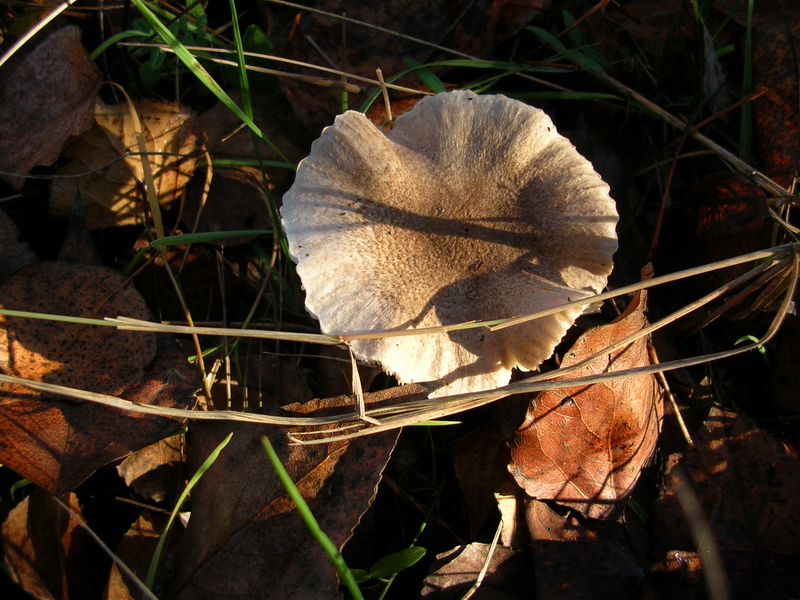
[281, 90, 618, 397]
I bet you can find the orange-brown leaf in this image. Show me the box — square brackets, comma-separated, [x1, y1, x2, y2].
[1, 490, 101, 599]
[753, 22, 800, 188]
[421, 543, 533, 599]
[0, 261, 197, 493]
[0, 26, 99, 188]
[526, 499, 643, 599]
[650, 408, 800, 596]
[508, 292, 663, 519]
[50, 99, 205, 228]
[167, 392, 401, 599]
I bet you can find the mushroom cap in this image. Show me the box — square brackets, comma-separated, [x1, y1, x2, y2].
[281, 90, 618, 397]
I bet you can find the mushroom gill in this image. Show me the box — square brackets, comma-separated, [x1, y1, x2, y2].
[281, 90, 618, 397]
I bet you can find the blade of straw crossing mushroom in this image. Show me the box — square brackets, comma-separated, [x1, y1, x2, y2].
[281, 90, 618, 397]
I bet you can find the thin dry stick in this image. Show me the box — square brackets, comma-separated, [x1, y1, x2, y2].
[291, 250, 798, 442]
[126, 43, 430, 96]
[0, 0, 78, 67]
[376, 68, 392, 123]
[264, 0, 567, 91]
[648, 343, 694, 448]
[593, 73, 791, 200]
[349, 347, 379, 425]
[670, 465, 730, 600]
[460, 518, 504, 600]
[4, 248, 795, 435]
[53, 497, 158, 600]
[342, 243, 796, 339]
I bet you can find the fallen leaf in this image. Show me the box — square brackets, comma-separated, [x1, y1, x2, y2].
[767, 314, 800, 421]
[166, 393, 400, 600]
[525, 499, 643, 600]
[132, 242, 238, 320]
[420, 542, 534, 599]
[752, 21, 800, 188]
[105, 511, 181, 600]
[453, 425, 516, 538]
[117, 433, 186, 504]
[181, 92, 309, 243]
[582, 0, 685, 83]
[50, 99, 205, 228]
[0, 208, 35, 281]
[0, 262, 156, 397]
[0, 26, 99, 188]
[453, 398, 527, 538]
[650, 407, 800, 597]
[210, 352, 313, 412]
[712, 0, 800, 28]
[182, 167, 273, 247]
[49, 120, 141, 228]
[657, 172, 771, 291]
[638, 551, 707, 600]
[508, 290, 663, 519]
[1, 490, 105, 600]
[0, 260, 198, 493]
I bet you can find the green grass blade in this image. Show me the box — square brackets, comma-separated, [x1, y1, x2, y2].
[145, 432, 234, 592]
[227, 0, 252, 117]
[91, 29, 152, 60]
[357, 58, 564, 113]
[148, 230, 273, 246]
[370, 546, 426, 580]
[130, 0, 289, 164]
[261, 436, 364, 600]
[527, 25, 566, 51]
[403, 58, 445, 93]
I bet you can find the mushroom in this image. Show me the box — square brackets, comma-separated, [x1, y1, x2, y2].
[281, 90, 618, 397]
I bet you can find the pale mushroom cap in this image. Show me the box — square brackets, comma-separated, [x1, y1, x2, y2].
[281, 90, 618, 397]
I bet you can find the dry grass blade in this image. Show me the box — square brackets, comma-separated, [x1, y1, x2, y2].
[2, 247, 796, 441]
[291, 249, 799, 443]
[593, 72, 791, 201]
[122, 43, 435, 97]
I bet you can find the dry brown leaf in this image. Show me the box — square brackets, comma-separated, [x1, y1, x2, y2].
[209, 352, 313, 412]
[525, 499, 643, 600]
[639, 551, 707, 600]
[105, 511, 180, 600]
[712, 0, 800, 28]
[768, 314, 800, 421]
[180, 92, 310, 244]
[183, 167, 272, 247]
[0, 262, 156, 396]
[0, 258, 197, 492]
[583, 0, 685, 82]
[657, 172, 771, 286]
[199, 90, 309, 166]
[166, 391, 402, 600]
[650, 407, 800, 597]
[752, 21, 800, 188]
[117, 433, 186, 504]
[0, 207, 35, 281]
[1, 490, 104, 600]
[453, 398, 527, 538]
[132, 240, 253, 322]
[50, 120, 142, 228]
[420, 543, 534, 599]
[508, 290, 663, 519]
[50, 99, 205, 228]
[0, 26, 99, 188]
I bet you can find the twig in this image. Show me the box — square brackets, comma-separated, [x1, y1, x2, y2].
[460, 519, 503, 600]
